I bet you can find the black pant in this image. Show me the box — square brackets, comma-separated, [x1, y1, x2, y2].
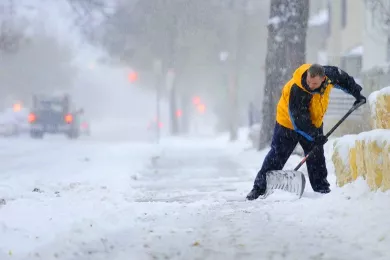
[254, 123, 329, 191]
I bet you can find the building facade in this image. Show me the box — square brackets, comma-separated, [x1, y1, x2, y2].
[361, 0, 390, 95]
[316, 0, 368, 135]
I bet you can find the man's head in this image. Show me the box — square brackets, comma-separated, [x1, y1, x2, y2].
[306, 64, 326, 90]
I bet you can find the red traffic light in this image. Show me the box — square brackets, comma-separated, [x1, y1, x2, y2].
[192, 96, 201, 105]
[176, 109, 183, 118]
[128, 71, 138, 83]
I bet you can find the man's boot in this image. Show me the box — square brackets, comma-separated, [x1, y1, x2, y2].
[246, 186, 266, 200]
[315, 187, 331, 194]
[313, 179, 331, 194]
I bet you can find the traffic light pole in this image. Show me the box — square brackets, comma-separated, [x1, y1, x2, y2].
[154, 59, 162, 144]
[156, 78, 161, 144]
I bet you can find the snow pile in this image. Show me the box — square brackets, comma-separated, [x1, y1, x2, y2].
[1, 133, 390, 259]
[332, 86, 390, 189]
[332, 135, 357, 187]
[0, 137, 156, 259]
[368, 86, 390, 129]
[332, 129, 390, 191]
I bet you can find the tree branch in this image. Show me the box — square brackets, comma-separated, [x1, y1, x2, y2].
[366, 0, 390, 35]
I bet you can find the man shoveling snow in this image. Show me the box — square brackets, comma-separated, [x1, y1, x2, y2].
[247, 64, 366, 200]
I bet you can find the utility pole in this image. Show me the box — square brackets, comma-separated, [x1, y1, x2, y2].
[228, 0, 248, 141]
[153, 59, 162, 144]
[167, 13, 179, 136]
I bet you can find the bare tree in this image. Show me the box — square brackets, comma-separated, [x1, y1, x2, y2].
[65, 0, 117, 41]
[258, 0, 309, 150]
[0, 20, 25, 53]
[0, 32, 76, 105]
[76, 0, 266, 136]
[0, 0, 25, 53]
[91, 0, 225, 135]
[366, 0, 390, 35]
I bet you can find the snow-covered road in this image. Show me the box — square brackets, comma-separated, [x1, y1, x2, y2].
[1, 134, 390, 260]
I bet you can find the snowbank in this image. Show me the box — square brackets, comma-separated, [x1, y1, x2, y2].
[333, 86, 390, 190]
[368, 86, 390, 129]
[332, 134, 357, 187]
[333, 128, 390, 191]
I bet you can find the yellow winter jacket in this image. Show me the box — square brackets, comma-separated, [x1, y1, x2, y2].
[275, 63, 361, 141]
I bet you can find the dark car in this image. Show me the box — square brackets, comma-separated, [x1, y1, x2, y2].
[28, 94, 83, 139]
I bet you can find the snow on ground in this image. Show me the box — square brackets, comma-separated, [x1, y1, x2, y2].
[0, 129, 390, 260]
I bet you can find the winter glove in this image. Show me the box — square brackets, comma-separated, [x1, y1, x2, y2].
[353, 94, 366, 106]
[313, 135, 328, 146]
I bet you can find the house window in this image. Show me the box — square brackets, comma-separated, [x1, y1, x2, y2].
[341, 0, 347, 28]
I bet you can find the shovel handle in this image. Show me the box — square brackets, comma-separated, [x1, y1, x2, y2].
[293, 100, 366, 171]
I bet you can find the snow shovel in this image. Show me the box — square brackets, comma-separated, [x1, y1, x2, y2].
[263, 100, 366, 199]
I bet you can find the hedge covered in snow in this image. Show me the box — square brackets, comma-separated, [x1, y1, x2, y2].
[368, 86, 390, 129]
[332, 130, 390, 191]
[332, 87, 390, 191]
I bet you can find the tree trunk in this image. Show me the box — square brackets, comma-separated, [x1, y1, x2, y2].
[169, 84, 179, 135]
[168, 15, 180, 135]
[228, 0, 248, 142]
[258, 0, 309, 150]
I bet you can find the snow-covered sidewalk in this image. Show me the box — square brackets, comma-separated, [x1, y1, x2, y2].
[0, 134, 390, 260]
[0, 136, 156, 259]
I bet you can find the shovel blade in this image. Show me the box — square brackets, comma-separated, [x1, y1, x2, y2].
[263, 170, 306, 199]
